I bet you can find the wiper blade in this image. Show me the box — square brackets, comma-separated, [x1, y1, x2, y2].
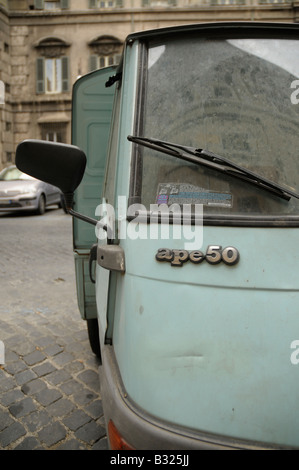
[128, 135, 299, 202]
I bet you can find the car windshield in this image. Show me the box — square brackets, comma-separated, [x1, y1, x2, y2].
[139, 35, 299, 221]
[0, 167, 34, 181]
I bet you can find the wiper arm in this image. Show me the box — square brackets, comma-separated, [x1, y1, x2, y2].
[128, 135, 299, 202]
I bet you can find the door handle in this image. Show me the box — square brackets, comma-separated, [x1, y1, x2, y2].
[89, 244, 98, 283]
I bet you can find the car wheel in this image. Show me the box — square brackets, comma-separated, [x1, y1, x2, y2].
[36, 194, 46, 215]
[87, 318, 102, 362]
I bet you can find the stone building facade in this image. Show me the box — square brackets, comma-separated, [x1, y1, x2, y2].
[0, 0, 298, 169]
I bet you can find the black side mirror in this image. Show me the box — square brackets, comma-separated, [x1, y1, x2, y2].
[16, 139, 86, 211]
[16, 139, 97, 226]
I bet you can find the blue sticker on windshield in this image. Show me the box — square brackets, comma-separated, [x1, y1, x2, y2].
[156, 183, 232, 207]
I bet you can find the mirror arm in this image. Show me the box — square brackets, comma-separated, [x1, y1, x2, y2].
[63, 193, 97, 226]
[68, 209, 98, 226]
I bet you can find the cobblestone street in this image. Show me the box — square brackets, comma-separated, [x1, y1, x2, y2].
[0, 208, 107, 450]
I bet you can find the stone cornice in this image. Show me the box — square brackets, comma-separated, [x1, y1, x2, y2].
[0, 4, 9, 22]
[6, 4, 297, 17]
[6, 5, 297, 27]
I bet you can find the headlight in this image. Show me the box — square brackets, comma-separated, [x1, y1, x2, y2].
[19, 187, 38, 198]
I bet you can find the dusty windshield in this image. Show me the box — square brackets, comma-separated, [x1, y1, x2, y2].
[140, 36, 299, 220]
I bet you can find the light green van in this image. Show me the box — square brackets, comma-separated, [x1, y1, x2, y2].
[16, 22, 299, 449]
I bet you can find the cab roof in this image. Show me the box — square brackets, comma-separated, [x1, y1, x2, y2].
[125, 21, 299, 44]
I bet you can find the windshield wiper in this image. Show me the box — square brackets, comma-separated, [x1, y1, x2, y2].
[128, 135, 299, 202]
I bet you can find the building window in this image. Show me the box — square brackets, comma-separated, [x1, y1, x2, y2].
[89, 54, 121, 71]
[37, 56, 69, 94]
[97, 0, 114, 6]
[45, 58, 63, 93]
[99, 56, 116, 68]
[88, 36, 122, 72]
[88, 0, 123, 7]
[142, 0, 177, 5]
[210, 0, 245, 3]
[35, 38, 70, 94]
[45, 1, 61, 9]
[259, 0, 291, 3]
[41, 123, 67, 143]
[34, 0, 69, 9]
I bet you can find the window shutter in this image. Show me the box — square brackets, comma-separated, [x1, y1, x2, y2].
[89, 55, 98, 72]
[142, 0, 150, 5]
[115, 0, 123, 7]
[34, 0, 44, 9]
[168, 0, 177, 5]
[61, 0, 69, 8]
[61, 56, 70, 92]
[89, 0, 97, 8]
[36, 57, 45, 94]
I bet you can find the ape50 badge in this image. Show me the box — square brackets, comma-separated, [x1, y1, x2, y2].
[155, 245, 240, 267]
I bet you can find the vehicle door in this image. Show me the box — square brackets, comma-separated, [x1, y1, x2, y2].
[71, 66, 117, 320]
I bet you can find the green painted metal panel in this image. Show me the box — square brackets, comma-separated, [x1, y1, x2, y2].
[71, 66, 116, 318]
[74, 251, 97, 319]
[113, 224, 299, 447]
[72, 66, 116, 250]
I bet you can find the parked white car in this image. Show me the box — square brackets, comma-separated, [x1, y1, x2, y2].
[0, 165, 62, 215]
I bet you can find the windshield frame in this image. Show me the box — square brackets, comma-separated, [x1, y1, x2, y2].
[128, 23, 299, 227]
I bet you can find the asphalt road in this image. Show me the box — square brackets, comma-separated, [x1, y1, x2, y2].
[0, 207, 108, 450]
